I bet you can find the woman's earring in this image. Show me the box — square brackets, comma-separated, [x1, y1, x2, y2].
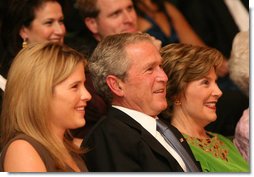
[22, 38, 28, 48]
[174, 100, 182, 106]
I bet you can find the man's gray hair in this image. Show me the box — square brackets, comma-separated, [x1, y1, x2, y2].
[89, 32, 154, 103]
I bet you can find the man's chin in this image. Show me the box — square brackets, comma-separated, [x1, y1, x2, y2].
[122, 29, 138, 33]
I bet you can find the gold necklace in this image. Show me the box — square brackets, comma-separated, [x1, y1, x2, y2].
[184, 132, 229, 161]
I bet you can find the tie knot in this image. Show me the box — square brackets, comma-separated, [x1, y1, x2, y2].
[156, 119, 169, 134]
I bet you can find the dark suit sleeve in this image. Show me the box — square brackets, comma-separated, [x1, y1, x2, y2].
[81, 118, 142, 172]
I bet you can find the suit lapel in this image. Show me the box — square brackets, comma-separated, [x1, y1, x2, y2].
[141, 128, 184, 171]
[109, 107, 184, 171]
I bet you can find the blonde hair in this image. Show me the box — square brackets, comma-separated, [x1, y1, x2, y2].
[1, 42, 87, 170]
[161, 43, 224, 117]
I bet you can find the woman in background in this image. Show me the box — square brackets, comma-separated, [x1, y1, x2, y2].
[0, 0, 66, 78]
[229, 31, 249, 162]
[132, 0, 205, 47]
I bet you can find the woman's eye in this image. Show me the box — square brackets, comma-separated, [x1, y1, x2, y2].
[44, 21, 53, 25]
[59, 19, 64, 24]
[202, 80, 209, 85]
[72, 84, 78, 89]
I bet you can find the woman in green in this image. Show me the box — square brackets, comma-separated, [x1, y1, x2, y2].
[160, 43, 249, 172]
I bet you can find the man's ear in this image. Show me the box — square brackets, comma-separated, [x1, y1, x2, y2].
[84, 17, 98, 34]
[106, 75, 124, 97]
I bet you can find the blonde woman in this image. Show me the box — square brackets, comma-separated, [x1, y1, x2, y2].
[0, 42, 91, 172]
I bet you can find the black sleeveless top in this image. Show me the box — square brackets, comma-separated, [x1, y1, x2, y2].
[0, 134, 88, 172]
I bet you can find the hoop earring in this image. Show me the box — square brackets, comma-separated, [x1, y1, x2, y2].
[174, 100, 181, 106]
[22, 38, 28, 48]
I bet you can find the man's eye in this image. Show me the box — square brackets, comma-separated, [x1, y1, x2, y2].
[127, 6, 134, 12]
[146, 67, 154, 73]
[111, 11, 121, 17]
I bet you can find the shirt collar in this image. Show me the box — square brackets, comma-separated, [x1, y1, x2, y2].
[112, 105, 158, 138]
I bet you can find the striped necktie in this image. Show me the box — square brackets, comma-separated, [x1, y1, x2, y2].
[156, 119, 200, 172]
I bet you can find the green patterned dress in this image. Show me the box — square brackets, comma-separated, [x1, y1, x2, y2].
[183, 132, 249, 172]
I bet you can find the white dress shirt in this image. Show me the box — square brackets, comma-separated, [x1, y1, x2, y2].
[112, 105, 187, 171]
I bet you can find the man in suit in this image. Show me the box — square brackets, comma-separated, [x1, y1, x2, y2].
[81, 32, 201, 172]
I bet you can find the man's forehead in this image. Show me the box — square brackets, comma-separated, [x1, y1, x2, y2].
[97, 0, 132, 13]
[126, 42, 161, 63]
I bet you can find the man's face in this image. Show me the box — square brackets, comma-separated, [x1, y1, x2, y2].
[119, 41, 168, 117]
[94, 0, 138, 40]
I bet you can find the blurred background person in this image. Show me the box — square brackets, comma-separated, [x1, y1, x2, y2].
[0, 42, 91, 172]
[70, 0, 138, 58]
[132, 0, 206, 47]
[160, 43, 249, 172]
[175, 0, 248, 60]
[0, 0, 66, 78]
[229, 31, 249, 162]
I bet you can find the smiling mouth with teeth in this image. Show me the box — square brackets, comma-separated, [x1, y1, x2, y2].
[154, 89, 165, 93]
[205, 102, 217, 109]
[76, 107, 84, 111]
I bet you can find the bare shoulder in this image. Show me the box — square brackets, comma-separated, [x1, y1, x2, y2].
[164, 1, 179, 13]
[3, 139, 47, 172]
[164, 1, 185, 20]
[137, 16, 151, 31]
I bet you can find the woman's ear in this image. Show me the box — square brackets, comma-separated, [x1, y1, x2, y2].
[173, 95, 182, 106]
[106, 75, 124, 97]
[19, 26, 29, 40]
